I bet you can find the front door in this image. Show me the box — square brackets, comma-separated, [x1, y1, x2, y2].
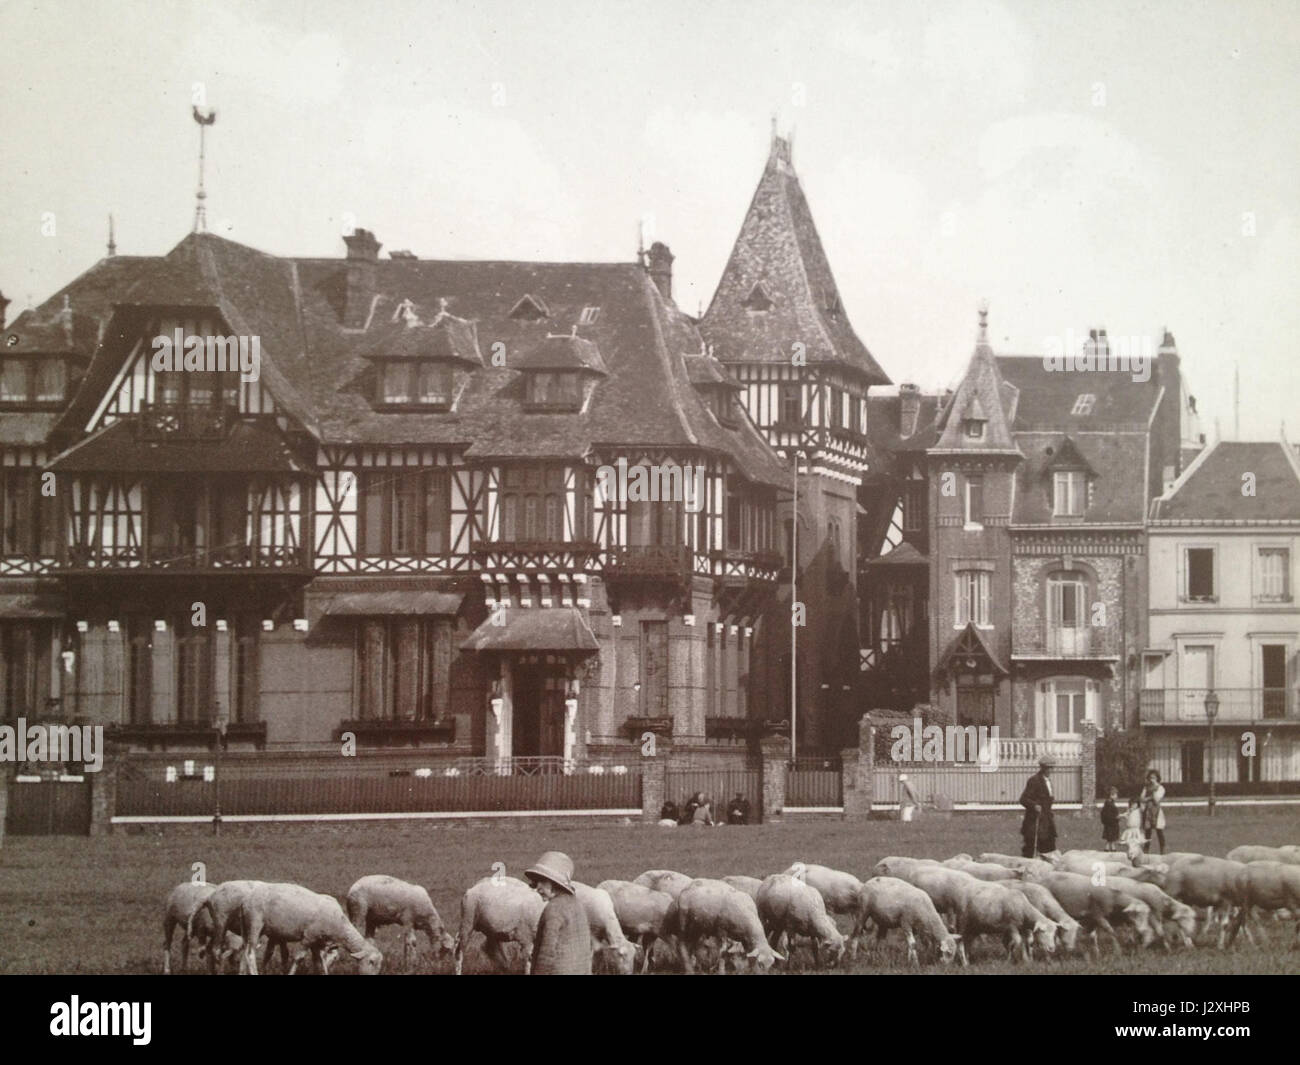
[1262, 645, 1286, 719]
[956, 686, 994, 728]
[1181, 645, 1214, 721]
[511, 662, 567, 759]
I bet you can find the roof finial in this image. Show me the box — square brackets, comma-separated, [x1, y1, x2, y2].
[107, 213, 116, 257]
[977, 298, 990, 344]
[191, 104, 217, 233]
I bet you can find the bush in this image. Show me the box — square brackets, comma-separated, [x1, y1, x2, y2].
[1096, 730, 1151, 800]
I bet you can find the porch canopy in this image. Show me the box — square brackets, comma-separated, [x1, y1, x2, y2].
[325, 591, 464, 616]
[460, 606, 598, 653]
[0, 594, 63, 618]
[937, 621, 1009, 677]
[46, 418, 311, 472]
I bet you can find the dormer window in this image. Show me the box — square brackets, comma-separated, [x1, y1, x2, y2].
[963, 417, 986, 440]
[578, 306, 600, 325]
[377, 361, 452, 409]
[1071, 394, 1096, 415]
[509, 295, 550, 321]
[525, 371, 581, 410]
[742, 283, 773, 312]
[711, 389, 739, 428]
[1051, 470, 1086, 517]
[0, 357, 68, 406]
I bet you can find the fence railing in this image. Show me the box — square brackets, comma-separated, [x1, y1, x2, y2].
[873, 763, 1082, 805]
[786, 756, 843, 807]
[992, 737, 1082, 764]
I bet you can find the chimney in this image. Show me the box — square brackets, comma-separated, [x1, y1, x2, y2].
[644, 241, 674, 303]
[342, 228, 382, 328]
[899, 383, 921, 437]
[0, 290, 9, 331]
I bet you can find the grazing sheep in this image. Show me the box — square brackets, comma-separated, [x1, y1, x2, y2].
[872, 856, 943, 879]
[977, 854, 1054, 877]
[756, 874, 846, 968]
[663, 879, 783, 973]
[346, 875, 455, 972]
[633, 870, 694, 899]
[721, 875, 764, 899]
[854, 876, 959, 966]
[1161, 857, 1248, 948]
[573, 882, 638, 975]
[1054, 853, 1137, 880]
[1002, 880, 1082, 954]
[892, 864, 983, 931]
[942, 858, 1023, 882]
[1029, 871, 1156, 956]
[1060, 849, 1133, 865]
[952, 882, 1057, 964]
[597, 879, 674, 973]
[1107, 877, 1198, 949]
[240, 882, 381, 975]
[455, 876, 545, 975]
[1137, 851, 1204, 867]
[163, 882, 224, 974]
[780, 863, 868, 954]
[1226, 845, 1300, 866]
[1227, 861, 1300, 947]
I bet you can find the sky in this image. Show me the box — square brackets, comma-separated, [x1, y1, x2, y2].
[1, 0, 1297, 440]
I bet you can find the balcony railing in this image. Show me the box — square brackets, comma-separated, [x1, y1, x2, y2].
[138, 401, 239, 441]
[604, 544, 692, 583]
[1046, 627, 1091, 656]
[65, 542, 306, 571]
[708, 548, 784, 583]
[1139, 688, 1298, 724]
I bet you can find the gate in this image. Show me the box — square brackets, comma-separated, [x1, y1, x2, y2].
[665, 767, 761, 823]
[6, 774, 92, 835]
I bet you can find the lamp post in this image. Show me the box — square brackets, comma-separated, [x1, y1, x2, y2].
[790, 449, 800, 762]
[1203, 689, 1219, 817]
[213, 704, 229, 836]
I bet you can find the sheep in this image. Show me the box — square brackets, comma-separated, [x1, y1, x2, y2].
[891, 864, 984, 931]
[721, 875, 764, 899]
[1107, 877, 1198, 949]
[1137, 851, 1204, 867]
[1160, 857, 1249, 948]
[597, 879, 674, 973]
[1059, 849, 1133, 865]
[239, 882, 382, 975]
[662, 879, 784, 973]
[346, 875, 455, 972]
[952, 881, 1058, 964]
[633, 869, 694, 899]
[780, 862, 868, 954]
[163, 882, 224, 974]
[854, 876, 959, 965]
[1227, 861, 1300, 948]
[977, 853, 1054, 877]
[573, 882, 637, 975]
[756, 874, 846, 968]
[872, 856, 943, 879]
[1226, 845, 1300, 866]
[1029, 870, 1156, 956]
[455, 875, 545, 975]
[942, 858, 1023, 882]
[1002, 880, 1082, 954]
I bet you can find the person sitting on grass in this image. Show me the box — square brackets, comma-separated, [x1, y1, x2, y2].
[691, 794, 716, 826]
[681, 792, 703, 825]
[658, 799, 680, 826]
[1100, 786, 1121, 851]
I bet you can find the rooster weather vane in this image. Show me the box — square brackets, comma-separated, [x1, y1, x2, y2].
[192, 105, 217, 232]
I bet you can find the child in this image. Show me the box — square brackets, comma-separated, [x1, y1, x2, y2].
[1100, 786, 1121, 851]
[1119, 797, 1145, 860]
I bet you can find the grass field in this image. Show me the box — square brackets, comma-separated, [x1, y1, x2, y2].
[1, 807, 1297, 974]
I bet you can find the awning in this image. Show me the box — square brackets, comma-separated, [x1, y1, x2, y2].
[460, 607, 599, 653]
[0, 594, 63, 619]
[325, 591, 465, 617]
[937, 621, 1009, 677]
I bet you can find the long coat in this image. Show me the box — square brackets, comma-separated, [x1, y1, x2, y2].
[530, 891, 592, 975]
[1019, 770, 1057, 850]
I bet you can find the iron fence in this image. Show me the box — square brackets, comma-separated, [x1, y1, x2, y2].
[786, 756, 843, 807]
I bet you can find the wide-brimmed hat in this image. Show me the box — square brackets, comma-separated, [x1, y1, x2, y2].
[524, 851, 576, 894]
[1038, 755, 1056, 767]
[898, 773, 909, 782]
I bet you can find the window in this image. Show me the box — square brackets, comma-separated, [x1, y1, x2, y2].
[127, 617, 153, 725]
[955, 569, 991, 627]
[232, 616, 260, 724]
[727, 494, 742, 550]
[1052, 470, 1086, 517]
[357, 619, 443, 721]
[0, 622, 52, 720]
[1184, 547, 1216, 601]
[742, 283, 773, 312]
[578, 306, 600, 325]
[176, 625, 213, 724]
[840, 390, 851, 430]
[712, 389, 738, 426]
[902, 481, 926, 533]
[963, 418, 985, 440]
[1039, 679, 1094, 737]
[34, 359, 66, 402]
[0, 358, 67, 405]
[0, 360, 27, 402]
[148, 480, 204, 562]
[780, 385, 801, 425]
[509, 295, 550, 321]
[499, 466, 568, 543]
[378, 362, 452, 407]
[525, 372, 581, 409]
[1071, 394, 1096, 415]
[1048, 573, 1086, 629]
[2, 469, 60, 556]
[155, 367, 238, 408]
[359, 470, 450, 556]
[964, 475, 984, 526]
[1257, 547, 1290, 601]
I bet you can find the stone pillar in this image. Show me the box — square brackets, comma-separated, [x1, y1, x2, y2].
[1079, 720, 1098, 817]
[640, 733, 668, 822]
[759, 735, 789, 824]
[842, 713, 875, 820]
[89, 746, 122, 836]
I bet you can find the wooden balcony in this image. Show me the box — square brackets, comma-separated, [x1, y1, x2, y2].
[64, 542, 307, 573]
[137, 401, 239, 441]
[708, 549, 784, 585]
[604, 544, 692, 585]
[1139, 688, 1299, 725]
[471, 540, 601, 575]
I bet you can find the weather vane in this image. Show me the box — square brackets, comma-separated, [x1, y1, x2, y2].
[192, 104, 217, 232]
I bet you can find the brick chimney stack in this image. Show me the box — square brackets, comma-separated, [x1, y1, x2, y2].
[899, 382, 921, 437]
[644, 241, 674, 303]
[343, 228, 382, 328]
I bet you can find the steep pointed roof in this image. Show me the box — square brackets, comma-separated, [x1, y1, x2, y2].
[699, 135, 889, 384]
[932, 305, 1021, 455]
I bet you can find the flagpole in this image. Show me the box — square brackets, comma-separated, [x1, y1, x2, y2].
[791, 448, 798, 762]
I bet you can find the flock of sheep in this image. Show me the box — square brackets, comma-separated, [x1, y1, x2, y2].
[160, 842, 1300, 975]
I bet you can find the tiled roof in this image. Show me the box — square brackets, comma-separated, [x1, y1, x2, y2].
[1152, 440, 1300, 521]
[995, 354, 1165, 429]
[38, 232, 788, 489]
[1013, 431, 1148, 524]
[699, 137, 889, 384]
[933, 313, 1020, 454]
[47, 417, 313, 473]
[511, 332, 607, 374]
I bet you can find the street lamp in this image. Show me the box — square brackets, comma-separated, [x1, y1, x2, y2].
[1203, 689, 1219, 817]
[213, 704, 229, 836]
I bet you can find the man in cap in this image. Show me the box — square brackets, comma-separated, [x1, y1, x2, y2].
[525, 851, 592, 975]
[1018, 756, 1057, 857]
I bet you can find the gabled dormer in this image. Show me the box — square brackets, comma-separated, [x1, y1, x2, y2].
[514, 330, 607, 412]
[933, 305, 1020, 456]
[364, 300, 481, 412]
[1, 295, 90, 410]
[1042, 436, 1095, 519]
[509, 294, 550, 322]
[685, 353, 744, 428]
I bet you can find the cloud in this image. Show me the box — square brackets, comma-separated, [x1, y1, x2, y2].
[922, 2, 1031, 105]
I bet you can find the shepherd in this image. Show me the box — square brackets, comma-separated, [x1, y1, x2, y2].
[1019, 755, 1057, 858]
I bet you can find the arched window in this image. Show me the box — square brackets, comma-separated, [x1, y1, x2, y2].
[1047, 570, 1089, 654]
